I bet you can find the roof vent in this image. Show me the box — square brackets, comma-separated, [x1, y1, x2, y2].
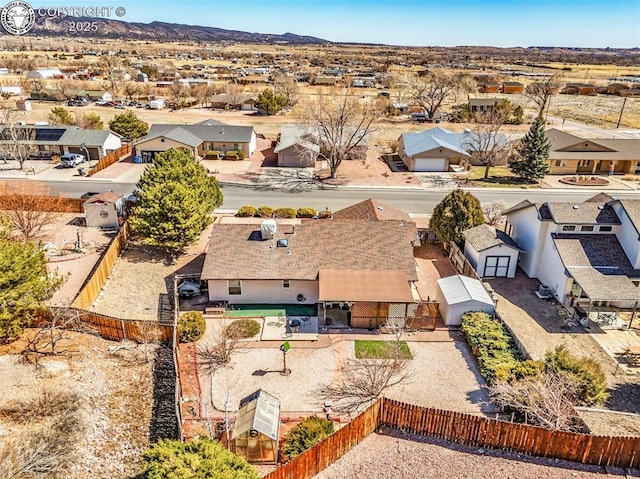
[377, 205, 384, 211]
[598, 205, 604, 210]
[261, 219, 276, 240]
[277, 239, 288, 248]
[572, 205, 579, 209]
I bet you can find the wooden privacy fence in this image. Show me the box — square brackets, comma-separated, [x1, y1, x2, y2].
[87, 143, 132, 176]
[72, 221, 131, 310]
[264, 398, 640, 479]
[449, 242, 482, 281]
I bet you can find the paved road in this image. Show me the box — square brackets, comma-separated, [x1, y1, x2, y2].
[545, 115, 640, 139]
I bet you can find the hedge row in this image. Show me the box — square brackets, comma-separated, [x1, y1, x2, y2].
[236, 206, 328, 219]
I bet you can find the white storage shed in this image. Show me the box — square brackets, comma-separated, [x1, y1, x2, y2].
[436, 275, 495, 326]
[463, 224, 523, 278]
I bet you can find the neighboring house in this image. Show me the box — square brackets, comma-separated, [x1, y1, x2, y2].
[397, 127, 506, 172]
[436, 275, 495, 326]
[502, 82, 524, 94]
[273, 125, 319, 167]
[313, 76, 338, 86]
[200, 199, 419, 328]
[135, 119, 257, 162]
[26, 69, 64, 79]
[331, 198, 411, 223]
[546, 128, 640, 175]
[209, 94, 257, 111]
[561, 83, 597, 95]
[463, 223, 524, 278]
[504, 193, 640, 308]
[15, 99, 31, 111]
[0, 125, 122, 160]
[468, 96, 502, 112]
[477, 82, 500, 94]
[68, 89, 112, 102]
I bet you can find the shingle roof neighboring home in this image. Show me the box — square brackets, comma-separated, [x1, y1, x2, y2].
[463, 224, 524, 252]
[546, 128, 640, 161]
[543, 201, 620, 225]
[273, 125, 319, 154]
[201, 219, 418, 282]
[0, 125, 118, 147]
[143, 121, 254, 145]
[332, 199, 411, 223]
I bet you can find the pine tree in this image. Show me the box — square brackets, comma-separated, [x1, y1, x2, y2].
[255, 88, 286, 115]
[429, 189, 485, 247]
[130, 149, 223, 250]
[509, 117, 551, 182]
[108, 110, 149, 139]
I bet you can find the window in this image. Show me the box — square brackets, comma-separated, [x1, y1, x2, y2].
[578, 159, 591, 167]
[282, 280, 290, 289]
[562, 225, 576, 232]
[599, 226, 613, 232]
[580, 225, 594, 232]
[228, 280, 241, 295]
[555, 160, 566, 167]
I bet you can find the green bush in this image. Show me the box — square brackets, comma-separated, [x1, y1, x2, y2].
[226, 319, 261, 339]
[205, 150, 222, 160]
[141, 438, 258, 479]
[274, 207, 296, 219]
[544, 345, 608, 406]
[296, 207, 317, 218]
[460, 312, 525, 384]
[237, 205, 256, 217]
[178, 311, 206, 343]
[283, 416, 335, 459]
[256, 206, 274, 218]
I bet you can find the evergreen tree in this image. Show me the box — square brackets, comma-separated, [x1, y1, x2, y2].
[429, 189, 485, 247]
[255, 88, 286, 115]
[141, 438, 258, 479]
[108, 110, 149, 139]
[47, 106, 75, 125]
[130, 149, 223, 250]
[0, 220, 63, 340]
[509, 117, 551, 182]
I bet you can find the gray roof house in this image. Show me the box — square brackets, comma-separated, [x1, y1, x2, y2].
[273, 125, 319, 167]
[0, 125, 122, 160]
[134, 119, 257, 162]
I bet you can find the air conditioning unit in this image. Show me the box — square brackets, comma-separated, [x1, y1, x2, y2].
[537, 284, 551, 298]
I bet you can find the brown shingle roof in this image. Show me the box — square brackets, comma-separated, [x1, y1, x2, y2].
[543, 202, 620, 225]
[546, 128, 640, 161]
[332, 199, 411, 222]
[201, 220, 418, 282]
[463, 224, 524, 252]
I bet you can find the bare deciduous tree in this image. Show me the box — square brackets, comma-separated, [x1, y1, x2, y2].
[490, 369, 584, 432]
[0, 181, 65, 239]
[482, 200, 507, 226]
[410, 70, 458, 120]
[273, 73, 299, 107]
[122, 81, 142, 101]
[300, 88, 379, 179]
[462, 109, 510, 179]
[0, 107, 37, 170]
[197, 320, 244, 373]
[224, 83, 245, 108]
[526, 73, 562, 118]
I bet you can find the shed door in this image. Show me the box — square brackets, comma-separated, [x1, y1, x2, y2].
[484, 256, 510, 277]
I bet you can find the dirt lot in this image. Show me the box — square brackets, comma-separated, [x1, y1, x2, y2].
[0, 331, 165, 479]
[315, 427, 637, 479]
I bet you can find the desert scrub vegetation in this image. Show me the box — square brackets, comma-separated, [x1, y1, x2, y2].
[283, 416, 335, 459]
[225, 319, 261, 339]
[0, 386, 84, 479]
[178, 311, 206, 343]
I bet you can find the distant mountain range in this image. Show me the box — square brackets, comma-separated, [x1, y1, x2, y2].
[29, 16, 329, 44]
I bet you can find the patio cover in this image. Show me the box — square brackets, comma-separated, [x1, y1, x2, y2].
[319, 269, 414, 303]
[569, 267, 640, 302]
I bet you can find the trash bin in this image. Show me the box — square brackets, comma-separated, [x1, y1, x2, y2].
[77, 167, 85, 176]
[134, 156, 142, 164]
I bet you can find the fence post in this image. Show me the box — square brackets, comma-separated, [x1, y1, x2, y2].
[122, 319, 127, 340]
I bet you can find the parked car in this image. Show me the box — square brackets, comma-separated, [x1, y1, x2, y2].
[113, 104, 126, 109]
[59, 153, 85, 168]
[178, 280, 201, 298]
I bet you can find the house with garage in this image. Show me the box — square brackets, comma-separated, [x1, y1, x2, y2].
[0, 125, 122, 160]
[503, 193, 640, 310]
[134, 119, 257, 163]
[545, 128, 640, 175]
[200, 200, 432, 330]
[462, 223, 523, 278]
[273, 125, 319, 167]
[397, 127, 506, 172]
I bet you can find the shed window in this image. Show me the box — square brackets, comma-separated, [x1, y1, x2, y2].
[562, 225, 576, 232]
[228, 280, 242, 295]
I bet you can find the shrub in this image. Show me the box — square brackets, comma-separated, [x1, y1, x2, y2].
[544, 345, 608, 406]
[141, 438, 258, 479]
[460, 312, 524, 384]
[256, 206, 274, 218]
[205, 150, 222, 160]
[274, 207, 296, 219]
[237, 205, 256, 217]
[283, 416, 335, 459]
[226, 319, 261, 339]
[317, 210, 332, 219]
[296, 207, 317, 218]
[178, 312, 206, 343]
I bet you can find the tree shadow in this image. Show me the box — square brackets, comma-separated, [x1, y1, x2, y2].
[606, 379, 640, 415]
[149, 342, 179, 442]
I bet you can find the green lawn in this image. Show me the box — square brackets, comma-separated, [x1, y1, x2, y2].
[224, 304, 318, 318]
[461, 166, 540, 189]
[355, 340, 413, 359]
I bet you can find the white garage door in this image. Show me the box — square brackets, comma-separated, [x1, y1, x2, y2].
[414, 157, 447, 172]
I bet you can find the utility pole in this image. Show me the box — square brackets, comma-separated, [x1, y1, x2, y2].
[616, 96, 628, 129]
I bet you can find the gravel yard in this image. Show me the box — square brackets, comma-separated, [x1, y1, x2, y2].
[314, 427, 636, 479]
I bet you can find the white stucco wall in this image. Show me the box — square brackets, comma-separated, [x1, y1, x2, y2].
[463, 242, 480, 269]
[435, 289, 495, 326]
[611, 203, 640, 269]
[537, 239, 571, 302]
[207, 279, 319, 304]
[101, 133, 123, 155]
[477, 245, 519, 278]
[506, 206, 543, 276]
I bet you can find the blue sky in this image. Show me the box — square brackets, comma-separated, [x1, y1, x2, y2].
[41, 0, 640, 47]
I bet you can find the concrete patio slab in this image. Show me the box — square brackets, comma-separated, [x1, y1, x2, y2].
[260, 316, 319, 341]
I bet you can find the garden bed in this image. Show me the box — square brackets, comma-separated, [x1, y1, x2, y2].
[560, 176, 609, 186]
